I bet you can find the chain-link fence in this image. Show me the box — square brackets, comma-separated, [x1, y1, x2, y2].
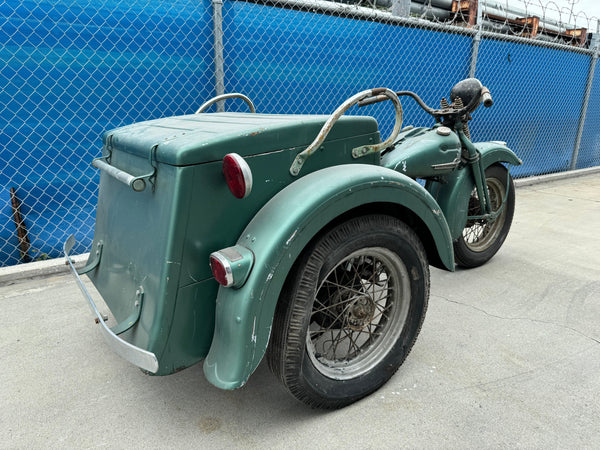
[1, 0, 214, 265]
[1, 0, 599, 267]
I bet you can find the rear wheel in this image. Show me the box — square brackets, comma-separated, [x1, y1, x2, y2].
[267, 215, 429, 409]
[454, 164, 515, 268]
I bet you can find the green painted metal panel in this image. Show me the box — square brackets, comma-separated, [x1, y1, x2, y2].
[104, 113, 379, 166]
[86, 151, 193, 371]
[426, 167, 474, 240]
[381, 126, 461, 178]
[203, 164, 454, 390]
[477, 142, 523, 168]
[159, 278, 218, 373]
[178, 130, 381, 286]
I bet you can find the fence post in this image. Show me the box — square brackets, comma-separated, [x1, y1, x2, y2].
[212, 0, 225, 112]
[468, 0, 483, 78]
[391, 0, 410, 17]
[570, 39, 599, 170]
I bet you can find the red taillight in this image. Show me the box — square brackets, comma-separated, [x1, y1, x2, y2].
[209, 246, 254, 289]
[223, 153, 252, 199]
[210, 253, 233, 287]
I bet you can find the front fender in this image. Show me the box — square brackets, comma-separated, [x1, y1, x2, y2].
[477, 141, 522, 168]
[429, 142, 522, 239]
[203, 164, 453, 390]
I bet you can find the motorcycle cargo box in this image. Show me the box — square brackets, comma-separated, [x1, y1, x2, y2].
[82, 112, 381, 375]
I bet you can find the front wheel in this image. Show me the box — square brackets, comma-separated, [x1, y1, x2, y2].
[454, 164, 515, 268]
[267, 215, 429, 409]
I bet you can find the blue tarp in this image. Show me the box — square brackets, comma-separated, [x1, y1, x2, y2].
[0, 0, 213, 263]
[473, 38, 590, 177]
[1, 0, 598, 265]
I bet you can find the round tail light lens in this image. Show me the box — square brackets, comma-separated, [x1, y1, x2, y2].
[210, 253, 233, 287]
[223, 153, 252, 199]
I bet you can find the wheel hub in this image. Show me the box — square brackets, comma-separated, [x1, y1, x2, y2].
[347, 296, 375, 331]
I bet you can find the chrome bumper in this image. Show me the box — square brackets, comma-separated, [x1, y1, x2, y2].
[64, 235, 159, 373]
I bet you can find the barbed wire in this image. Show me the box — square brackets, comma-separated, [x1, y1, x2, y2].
[334, 0, 599, 47]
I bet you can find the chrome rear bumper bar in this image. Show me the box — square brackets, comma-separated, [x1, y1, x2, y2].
[64, 235, 159, 373]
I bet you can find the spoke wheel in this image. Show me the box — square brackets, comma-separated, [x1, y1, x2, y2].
[454, 164, 515, 268]
[268, 215, 429, 409]
[307, 247, 410, 380]
[462, 176, 506, 252]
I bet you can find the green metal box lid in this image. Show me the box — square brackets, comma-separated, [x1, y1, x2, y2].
[102, 112, 379, 166]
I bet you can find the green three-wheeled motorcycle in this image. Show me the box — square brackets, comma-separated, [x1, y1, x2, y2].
[65, 78, 521, 409]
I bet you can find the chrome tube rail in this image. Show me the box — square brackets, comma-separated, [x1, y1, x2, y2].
[289, 88, 403, 176]
[196, 93, 256, 114]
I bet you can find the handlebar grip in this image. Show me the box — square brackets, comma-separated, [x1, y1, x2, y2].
[482, 87, 493, 107]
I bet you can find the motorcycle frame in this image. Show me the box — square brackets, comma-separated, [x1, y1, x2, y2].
[455, 122, 511, 224]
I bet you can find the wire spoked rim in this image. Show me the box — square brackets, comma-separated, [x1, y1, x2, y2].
[462, 177, 507, 252]
[306, 247, 411, 380]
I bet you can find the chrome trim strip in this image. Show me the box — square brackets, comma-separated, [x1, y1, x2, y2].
[431, 157, 461, 171]
[63, 235, 159, 373]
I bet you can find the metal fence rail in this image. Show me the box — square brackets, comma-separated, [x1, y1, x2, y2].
[1, 0, 599, 266]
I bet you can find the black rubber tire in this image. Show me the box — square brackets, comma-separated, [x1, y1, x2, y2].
[267, 215, 429, 409]
[454, 164, 515, 268]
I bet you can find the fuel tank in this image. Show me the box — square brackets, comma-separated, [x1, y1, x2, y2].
[382, 125, 461, 178]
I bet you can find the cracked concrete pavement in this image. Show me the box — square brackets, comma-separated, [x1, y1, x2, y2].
[1, 173, 599, 448]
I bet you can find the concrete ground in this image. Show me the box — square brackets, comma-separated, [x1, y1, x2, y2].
[1, 173, 599, 448]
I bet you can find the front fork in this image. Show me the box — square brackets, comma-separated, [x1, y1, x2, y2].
[456, 126, 509, 222]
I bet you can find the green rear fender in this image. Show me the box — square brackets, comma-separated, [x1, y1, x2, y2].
[203, 164, 454, 390]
